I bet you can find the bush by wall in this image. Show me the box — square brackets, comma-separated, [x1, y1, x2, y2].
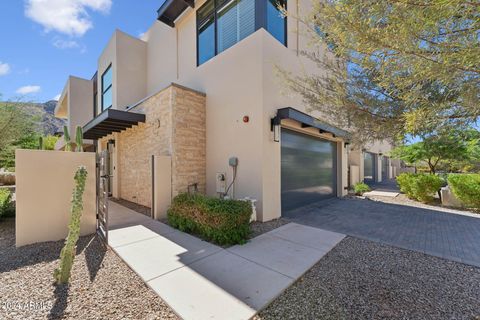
[353, 182, 371, 195]
[0, 188, 15, 219]
[167, 193, 252, 245]
[447, 174, 480, 209]
[396, 173, 443, 203]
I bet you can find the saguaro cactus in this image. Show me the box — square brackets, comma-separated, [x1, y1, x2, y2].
[75, 126, 84, 152]
[54, 166, 88, 285]
[63, 125, 72, 152]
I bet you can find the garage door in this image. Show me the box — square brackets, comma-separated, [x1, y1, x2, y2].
[364, 152, 376, 184]
[382, 156, 389, 181]
[281, 129, 337, 212]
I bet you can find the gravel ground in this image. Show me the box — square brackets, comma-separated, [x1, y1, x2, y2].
[368, 193, 479, 217]
[0, 218, 178, 320]
[255, 237, 480, 320]
[249, 218, 290, 239]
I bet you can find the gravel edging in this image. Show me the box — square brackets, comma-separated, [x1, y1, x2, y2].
[368, 193, 480, 218]
[255, 237, 480, 320]
[249, 218, 290, 239]
[0, 219, 178, 320]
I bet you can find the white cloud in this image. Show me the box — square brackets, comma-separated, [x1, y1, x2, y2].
[53, 93, 61, 100]
[52, 38, 79, 49]
[16, 85, 41, 95]
[25, 0, 112, 37]
[0, 62, 11, 76]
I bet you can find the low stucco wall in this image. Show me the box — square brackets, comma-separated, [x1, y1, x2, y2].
[15, 149, 96, 247]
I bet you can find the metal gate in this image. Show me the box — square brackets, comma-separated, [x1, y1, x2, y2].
[97, 150, 109, 242]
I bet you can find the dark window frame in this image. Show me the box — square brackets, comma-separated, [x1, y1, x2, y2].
[196, 0, 287, 66]
[101, 64, 113, 111]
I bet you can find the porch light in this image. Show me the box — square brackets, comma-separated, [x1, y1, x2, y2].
[270, 116, 281, 142]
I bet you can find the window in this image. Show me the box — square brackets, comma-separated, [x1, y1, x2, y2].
[216, 0, 255, 53]
[266, 0, 286, 45]
[197, 1, 215, 65]
[197, 0, 285, 65]
[101, 65, 112, 111]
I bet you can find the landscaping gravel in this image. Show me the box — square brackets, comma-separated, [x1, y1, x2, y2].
[0, 218, 178, 320]
[368, 193, 479, 217]
[255, 237, 480, 320]
[249, 218, 289, 239]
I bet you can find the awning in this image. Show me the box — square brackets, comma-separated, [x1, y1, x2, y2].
[157, 0, 194, 27]
[272, 107, 351, 140]
[83, 108, 146, 140]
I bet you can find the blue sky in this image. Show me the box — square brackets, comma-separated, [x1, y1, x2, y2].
[0, 0, 164, 102]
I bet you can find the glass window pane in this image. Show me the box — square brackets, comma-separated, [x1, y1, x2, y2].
[102, 87, 112, 110]
[217, 0, 255, 53]
[102, 66, 112, 90]
[198, 15, 215, 65]
[197, 0, 214, 22]
[266, 0, 286, 44]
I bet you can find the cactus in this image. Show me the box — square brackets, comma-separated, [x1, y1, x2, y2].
[38, 136, 44, 150]
[75, 126, 84, 152]
[54, 166, 88, 285]
[63, 125, 72, 152]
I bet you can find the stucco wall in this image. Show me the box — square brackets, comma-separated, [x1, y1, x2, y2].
[15, 150, 96, 247]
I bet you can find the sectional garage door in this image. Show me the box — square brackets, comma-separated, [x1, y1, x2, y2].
[281, 129, 337, 212]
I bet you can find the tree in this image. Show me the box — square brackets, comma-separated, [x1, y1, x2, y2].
[390, 128, 479, 174]
[281, 0, 479, 143]
[0, 99, 35, 152]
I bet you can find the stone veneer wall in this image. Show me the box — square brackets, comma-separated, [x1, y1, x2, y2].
[101, 83, 206, 208]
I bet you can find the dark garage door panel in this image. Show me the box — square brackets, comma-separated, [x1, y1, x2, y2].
[281, 129, 337, 212]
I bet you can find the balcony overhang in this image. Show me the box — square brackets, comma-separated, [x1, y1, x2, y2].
[272, 107, 351, 140]
[83, 108, 146, 140]
[157, 0, 194, 27]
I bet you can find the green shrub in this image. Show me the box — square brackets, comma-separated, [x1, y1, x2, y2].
[0, 189, 15, 219]
[396, 173, 443, 203]
[167, 193, 252, 245]
[447, 174, 480, 209]
[353, 182, 370, 195]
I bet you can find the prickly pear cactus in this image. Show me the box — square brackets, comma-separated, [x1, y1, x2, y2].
[75, 126, 84, 152]
[54, 166, 88, 285]
[63, 125, 72, 152]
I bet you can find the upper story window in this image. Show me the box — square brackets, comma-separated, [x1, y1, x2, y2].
[101, 65, 112, 111]
[197, 0, 286, 65]
[266, 0, 286, 44]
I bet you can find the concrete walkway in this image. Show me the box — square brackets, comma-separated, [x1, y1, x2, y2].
[108, 201, 344, 320]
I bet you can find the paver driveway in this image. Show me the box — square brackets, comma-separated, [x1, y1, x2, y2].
[284, 197, 480, 267]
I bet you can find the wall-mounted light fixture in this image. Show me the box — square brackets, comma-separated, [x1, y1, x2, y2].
[270, 116, 281, 142]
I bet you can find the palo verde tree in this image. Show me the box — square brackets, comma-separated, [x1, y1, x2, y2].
[390, 128, 479, 174]
[280, 0, 479, 144]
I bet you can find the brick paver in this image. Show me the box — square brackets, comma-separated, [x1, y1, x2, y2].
[285, 197, 480, 267]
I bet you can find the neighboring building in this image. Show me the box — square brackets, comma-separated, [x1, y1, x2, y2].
[55, 0, 399, 222]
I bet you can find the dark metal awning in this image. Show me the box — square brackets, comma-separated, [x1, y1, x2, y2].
[273, 107, 351, 140]
[83, 108, 146, 140]
[157, 0, 194, 27]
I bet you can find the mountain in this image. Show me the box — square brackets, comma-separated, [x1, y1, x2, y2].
[6, 100, 66, 135]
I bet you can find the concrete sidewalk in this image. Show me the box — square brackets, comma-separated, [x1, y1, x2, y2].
[108, 202, 344, 320]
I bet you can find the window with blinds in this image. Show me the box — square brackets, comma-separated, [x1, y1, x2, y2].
[196, 0, 286, 65]
[217, 0, 255, 53]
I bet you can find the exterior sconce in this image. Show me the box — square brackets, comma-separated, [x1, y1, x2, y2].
[270, 116, 281, 142]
